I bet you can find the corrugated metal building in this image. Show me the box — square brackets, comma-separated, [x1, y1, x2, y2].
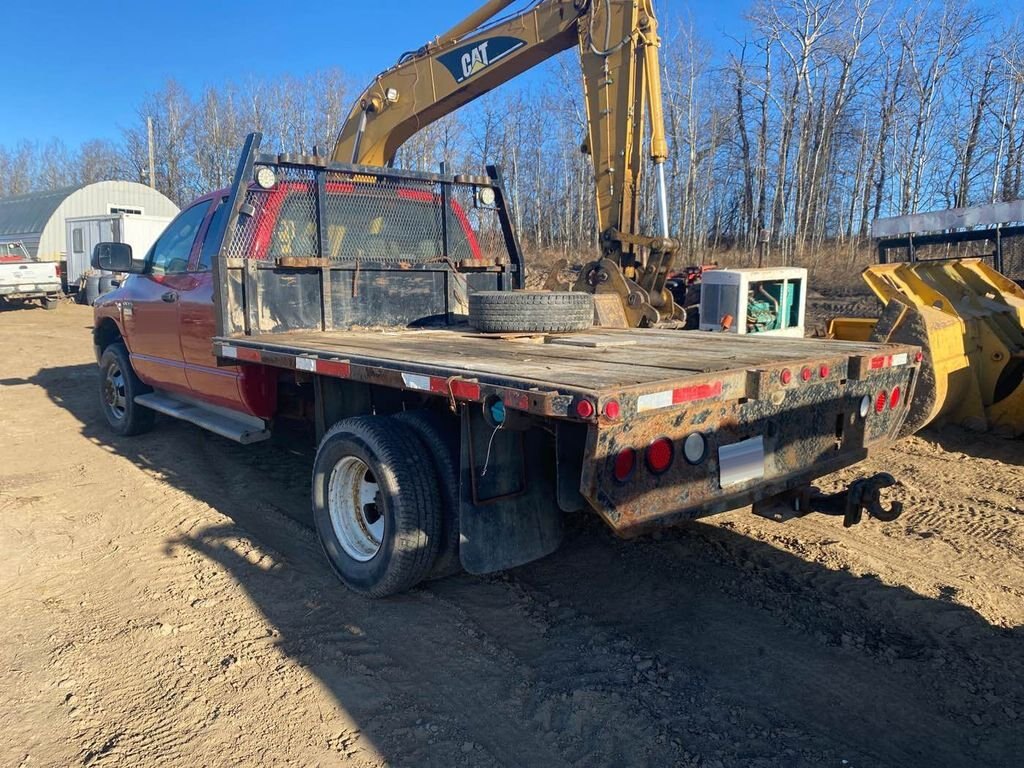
[0, 181, 179, 261]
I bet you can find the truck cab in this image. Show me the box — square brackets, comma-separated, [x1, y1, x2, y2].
[93, 193, 273, 416]
[93, 175, 494, 421]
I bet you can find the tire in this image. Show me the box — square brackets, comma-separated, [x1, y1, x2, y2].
[98, 342, 155, 436]
[468, 291, 593, 334]
[42, 296, 60, 311]
[394, 410, 462, 579]
[312, 416, 442, 598]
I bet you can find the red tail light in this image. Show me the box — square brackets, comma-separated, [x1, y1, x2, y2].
[54, 265, 61, 277]
[875, 391, 887, 414]
[914, 351, 924, 363]
[613, 449, 636, 483]
[603, 400, 621, 420]
[801, 367, 813, 382]
[576, 399, 596, 419]
[646, 438, 674, 475]
[780, 369, 792, 385]
[890, 387, 901, 410]
[819, 364, 830, 379]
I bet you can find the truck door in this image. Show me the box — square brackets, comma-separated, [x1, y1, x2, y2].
[177, 197, 276, 417]
[123, 200, 212, 393]
[178, 198, 237, 406]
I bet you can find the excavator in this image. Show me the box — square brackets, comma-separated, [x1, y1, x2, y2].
[331, 0, 684, 328]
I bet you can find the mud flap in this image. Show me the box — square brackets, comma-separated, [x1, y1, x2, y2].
[555, 422, 587, 513]
[458, 406, 563, 575]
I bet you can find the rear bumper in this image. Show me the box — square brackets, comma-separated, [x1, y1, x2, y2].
[0, 284, 62, 300]
[581, 359, 918, 535]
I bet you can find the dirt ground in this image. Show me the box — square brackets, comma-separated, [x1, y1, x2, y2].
[1, 301, 1021, 768]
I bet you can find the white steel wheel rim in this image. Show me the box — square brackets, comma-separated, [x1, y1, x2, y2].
[328, 456, 384, 562]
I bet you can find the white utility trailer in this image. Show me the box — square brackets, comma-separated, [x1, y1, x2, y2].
[65, 214, 172, 288]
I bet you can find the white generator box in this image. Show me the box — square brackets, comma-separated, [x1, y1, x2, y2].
[65, 213, 172, 286]
[699, 267, 808, 337]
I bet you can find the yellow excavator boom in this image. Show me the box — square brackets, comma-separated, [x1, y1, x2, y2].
[332, 0, 679, 326]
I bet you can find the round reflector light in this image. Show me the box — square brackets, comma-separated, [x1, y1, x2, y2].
[914, 351, 924, 364]
[576, 399, 596, 419]
[890, 387, 901, 410]
[801, 367, 813, 382]
[683, 432, 707, 464]
[875, 391, 887, 414]
[603, 400, 622, 420]
[646, 438, 674, 475]
[613, 448, 636, 483]
[780, 369, 793, 385]
[819, 364, 830, 379]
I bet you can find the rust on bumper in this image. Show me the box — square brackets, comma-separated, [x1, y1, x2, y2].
[580, 352, 919, 536]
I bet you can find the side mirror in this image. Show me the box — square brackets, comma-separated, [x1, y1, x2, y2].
[92, 242, 143, 273]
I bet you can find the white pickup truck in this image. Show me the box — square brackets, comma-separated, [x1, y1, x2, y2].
[0, 242, 62, 310]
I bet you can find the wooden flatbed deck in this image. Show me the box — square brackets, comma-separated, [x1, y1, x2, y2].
[220, 325, 896, 394]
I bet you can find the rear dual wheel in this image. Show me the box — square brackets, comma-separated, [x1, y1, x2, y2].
[312, 416, 445, 598]
[394, 410, 462, 579]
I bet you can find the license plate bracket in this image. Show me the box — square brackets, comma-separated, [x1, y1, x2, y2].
[719, 436, 766, 489]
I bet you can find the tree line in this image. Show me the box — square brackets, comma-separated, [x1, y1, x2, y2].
[1, 0, 1022, 268]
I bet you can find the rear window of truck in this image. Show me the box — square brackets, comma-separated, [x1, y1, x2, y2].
[253, 185, 479, 264]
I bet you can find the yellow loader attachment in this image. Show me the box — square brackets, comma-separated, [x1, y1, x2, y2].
[828, 259, 1024, 437]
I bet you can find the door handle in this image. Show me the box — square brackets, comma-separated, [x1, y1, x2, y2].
[161, 291, 178, 303]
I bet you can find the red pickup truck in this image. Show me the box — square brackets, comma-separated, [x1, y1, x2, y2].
[92, 134, 919, 597]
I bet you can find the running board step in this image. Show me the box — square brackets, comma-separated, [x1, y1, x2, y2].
[134, 392, 271, 445]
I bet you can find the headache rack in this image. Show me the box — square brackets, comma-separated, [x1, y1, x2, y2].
[211, 132, 524, 338]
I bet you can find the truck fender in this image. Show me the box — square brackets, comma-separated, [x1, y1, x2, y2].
[93, 316, 126, 363]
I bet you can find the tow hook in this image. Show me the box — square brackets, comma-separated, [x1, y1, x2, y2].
[753, 473, 903, 528]
[810, 473, 903, 527]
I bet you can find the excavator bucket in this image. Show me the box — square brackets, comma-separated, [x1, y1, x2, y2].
[828, 258, 1024, 437]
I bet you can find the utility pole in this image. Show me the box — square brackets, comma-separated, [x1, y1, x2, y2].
[147, 117, 156, 190]
[757, 229, 771, 268]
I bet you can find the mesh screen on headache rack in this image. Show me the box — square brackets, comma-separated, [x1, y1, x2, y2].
[224, 165, 510, 267]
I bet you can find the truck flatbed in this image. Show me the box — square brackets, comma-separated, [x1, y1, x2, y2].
[219, 326, 897, 390]
[215, 325, 916, 425]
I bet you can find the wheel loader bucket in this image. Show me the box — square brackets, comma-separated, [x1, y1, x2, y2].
[831, 258, 1024, 437]
[826, 317, 876, 342]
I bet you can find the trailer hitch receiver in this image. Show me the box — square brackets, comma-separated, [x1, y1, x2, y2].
[753, 472, 903, 528]
[809, 472, 903, 528]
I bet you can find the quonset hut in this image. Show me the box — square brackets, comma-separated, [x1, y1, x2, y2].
[0, 181, 178, 261]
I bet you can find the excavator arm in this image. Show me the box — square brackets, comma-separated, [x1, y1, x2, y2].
[332, 0, 681, 326]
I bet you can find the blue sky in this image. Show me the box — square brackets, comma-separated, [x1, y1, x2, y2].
[0, 0, 746, 147]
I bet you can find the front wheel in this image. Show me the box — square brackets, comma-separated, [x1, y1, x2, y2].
[312, 416, 442, 598]
[98, 343, 155, 436]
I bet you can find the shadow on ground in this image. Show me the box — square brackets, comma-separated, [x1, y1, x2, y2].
[924, 424, 1024, 466]
[24, 362, 1024, 768]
